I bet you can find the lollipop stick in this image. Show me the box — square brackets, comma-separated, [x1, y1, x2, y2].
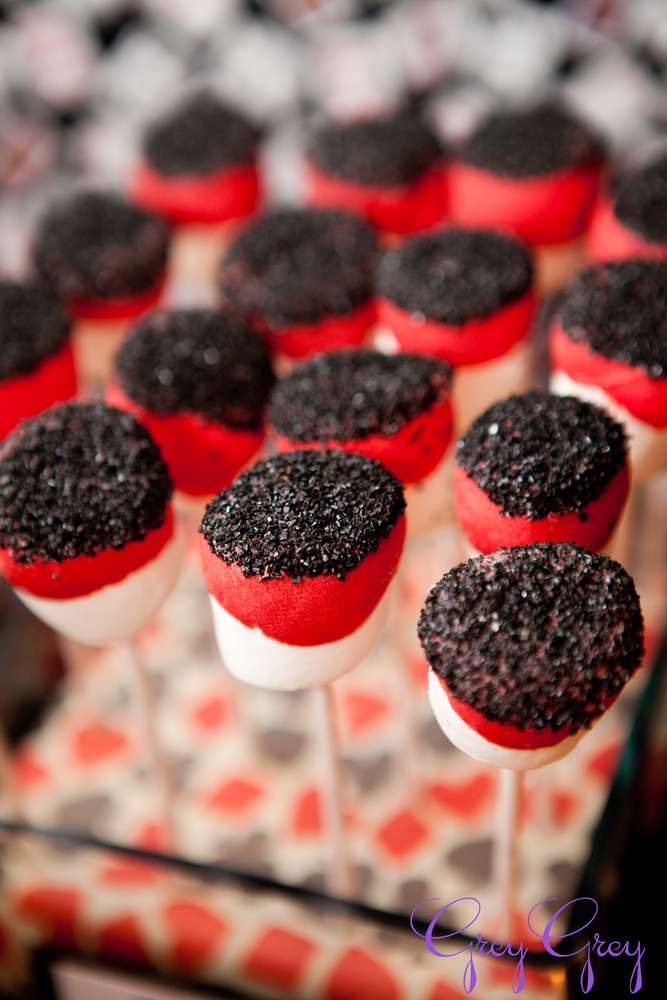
[312, 684, 354, 897]
[0, 725, 22, 821]
[494, 768, 524, 941]
[120, 639, 177, 850]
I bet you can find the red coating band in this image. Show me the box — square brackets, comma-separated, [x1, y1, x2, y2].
[550, 323, 667, 428]
[106, 382, 264, 497]
[377, 290, 536, 367]
[453, 463, 630, 554]
[0, 342, 77, 440]
[439, 673, 619, 750]
[443, 680, 575, 749]
[305, 161, 448, 235]
[255, 300, 376, 360]
[200, 514, 406, 646]
[272, 398, 453, 485]
[131, 159, 261, 226]
[0, 506, 175, 600]
[448, 160, 602, 245]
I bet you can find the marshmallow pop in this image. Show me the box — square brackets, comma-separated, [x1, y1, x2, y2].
[419, 543, 643, 934]
[32, 190, 169, 388]
[420, 543, 643, 770]
[448, 103, 604, 292]
[107, 308, 275, 507]
[304, 115, 447, 238]
[455, 391, 630, 555]
[0, 279, 77, 441]
[0, 402, 182, 839]
[377, 227, 536, 430]
[200, 449, 406, 893]
[218, 208, 379, 365]
[0, 402, 180, 644]
[131, 90, 261, 291]
[588, 152, 667, 263]
[268, 349, 454, 537]
[550, 260, 667, 482]
[268, 350, 455, 785]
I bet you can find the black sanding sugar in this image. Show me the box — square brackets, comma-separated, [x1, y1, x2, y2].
[377, 228, 533, 325]
[456, 392, 627, 519]
[0, 402, 172, 564]
[0, 280, 71, 381]
[457, 103, 603, 178]
[144, 90, 259, 177]
[115, 309, 275, 429]
[269, 350, 451, 442]
[200, 449, 405, 581]
[307, 115, 442, 187]
[418, 543, 643, 733]
[560, 260, 667, 378]
[33, 190, 169, 301]
[613, 153, 667, 244]
[218, 208, 380, 328]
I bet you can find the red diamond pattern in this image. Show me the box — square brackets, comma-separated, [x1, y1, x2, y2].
[243, 926, 317, 991]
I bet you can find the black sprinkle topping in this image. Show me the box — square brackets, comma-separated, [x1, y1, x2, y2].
[418, 543, 643, 733]
[0, 402, 172, 564]
[560, 260, 667, 379]
[457, 103, 603, 178]
[456, 392, 627, 519]
[115, 309, 275, 430]
[33, 190, 169, 301]
[201, 449, 405, 581]
[269, 350, 451, 442]
[307, 115, 442, 187]
[378, 228, 533, 325]
[613, 153, 667, 244]
[219, 208, 380, 328]
[144, 90, 259, 177]
[0, 280, 71, 381]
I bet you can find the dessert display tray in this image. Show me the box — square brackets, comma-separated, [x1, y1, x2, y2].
[0, 527, 664, 998]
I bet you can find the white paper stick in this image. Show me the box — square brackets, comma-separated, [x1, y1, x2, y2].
[494, 768, 524, 942]
[0, 725, 22, 821]
[312, 684, 354, 897]
[120, 639, 177, 850]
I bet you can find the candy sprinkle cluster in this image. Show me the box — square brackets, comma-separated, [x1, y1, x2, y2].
[201, 449, 405, 581]
[418, 543, 643, 733]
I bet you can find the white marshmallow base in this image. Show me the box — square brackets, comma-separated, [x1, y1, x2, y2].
[73, 317, 132, 391]
[16, 530, 183, 646]
[428, 670, 584, 771]
[405, 450, 455, 537]
[209, 581, 395, 691]
[551, 370, 667, 483]
[170, 221, 232, 297]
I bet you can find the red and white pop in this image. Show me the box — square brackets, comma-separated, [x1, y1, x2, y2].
[32, 190, 169, 388]
[0, 402, 181, 645]
[218, 208, 379, 366]
[454, 391, 630, 555]
[377, 227, 536, 430]
[448, 103, 604, 291]
[107, 308, 274, 508]
[304, 115, 447, 238]
[131, 90, 262, 291]
[268, 350, 454, 537]
[550, 260, 667, 482]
